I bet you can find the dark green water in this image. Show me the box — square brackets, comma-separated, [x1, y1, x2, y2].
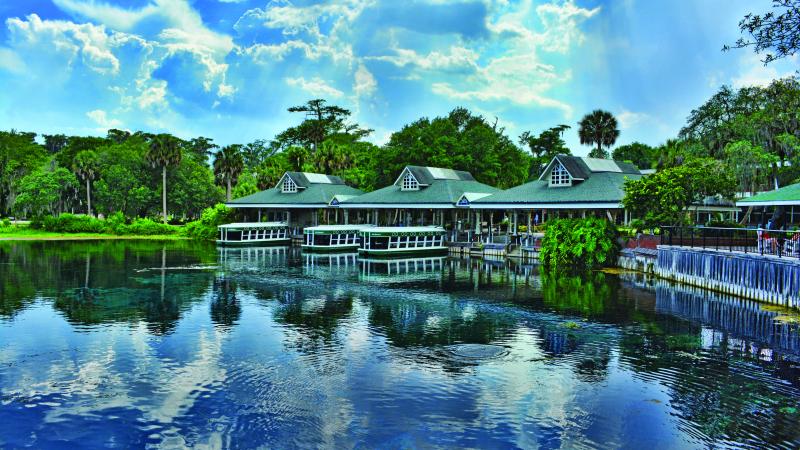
[1, 240, 799, 449]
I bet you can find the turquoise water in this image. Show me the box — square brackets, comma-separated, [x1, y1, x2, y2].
[1, 241, 799, 449]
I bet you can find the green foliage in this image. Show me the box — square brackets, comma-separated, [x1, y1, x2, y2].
[612, 142, 656, 169]
[184, 204, 233, 240]
[724, 140, 778, 194]
[519, 125, 571, 179]
[539, 218, 620, 272]
[0, 130, 48, 216]
[13, 168, 79, 218]
[727, 0, 800, 64]
[381, 107, 530, 189]
[213, 144, 245, 201]
[578, 110, 620, 158]
[38, 213, 179, 235]
[623, 158, 737, 227]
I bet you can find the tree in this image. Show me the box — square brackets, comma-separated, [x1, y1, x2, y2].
[107, 129, 131, 144]
[13, 168, 79, 218]
[187, 137, 218, 165]
[726, 0, 800, 64]
[72, 150, 100, 216]
[724, 140, 778, 195]
[213, 145, 244, 201]
[381, 108, 529, 189]
[612, 142, 656, 169]
[43, 134, 68, 154]
[146, 134, 182, 223]
[622, 158, 737, 227]
[578, 110, 620, 159]
[241, 139, 274, 168]
[275, 99, 372, 152]
[519, 125, 571, 179]
[0, 130, 47, 216]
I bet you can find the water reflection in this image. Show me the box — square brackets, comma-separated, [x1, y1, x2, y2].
[1, 241, 800, 448]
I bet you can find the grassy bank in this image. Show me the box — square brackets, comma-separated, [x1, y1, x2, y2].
[0, 224, 187, 241]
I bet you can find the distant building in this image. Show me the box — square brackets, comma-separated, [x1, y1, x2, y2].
[470, 155, 642, 230]
[226, 171, 363, 234]
[339, 166, 499, 230]
[737, 182, 800, 225]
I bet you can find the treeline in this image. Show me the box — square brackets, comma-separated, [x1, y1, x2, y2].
[2, 76, 799, 224]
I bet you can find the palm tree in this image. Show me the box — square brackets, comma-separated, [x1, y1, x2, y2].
[213, 145, 244, 201]
[146, 134, 182, 223]
[72, 150, 99, 216]
[578, 110, 620, 159]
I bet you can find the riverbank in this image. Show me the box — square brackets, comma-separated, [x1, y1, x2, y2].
[0, 225, 187, 241]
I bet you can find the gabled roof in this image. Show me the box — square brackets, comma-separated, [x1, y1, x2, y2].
[737, 182, 800, 206]
[343, 167, 497, 207]
[281, 172, 345, 188]
[227, 171, 362, 207]
[394, 166, 476, 186]
[538, 155, 640, 181]
[473, 172, 642, 207]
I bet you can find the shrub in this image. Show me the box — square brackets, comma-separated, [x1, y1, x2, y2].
[1, 218, 11, 228]
[41, 213, 105, 233]
[184, 204, 234, 240]
[123, 218, 178, 235]
[539, 218, 620, 272]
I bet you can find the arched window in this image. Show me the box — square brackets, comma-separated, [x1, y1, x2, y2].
[550, 163, 571, 186]
[402, 172, 419, 190]
[282, 177, 297, 193]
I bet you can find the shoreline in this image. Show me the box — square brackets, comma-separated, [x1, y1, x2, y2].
[0, 234, 188, 241]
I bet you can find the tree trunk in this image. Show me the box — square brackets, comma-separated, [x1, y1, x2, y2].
[226, 178, 231, 201]
[86, 178, 92, 217]
[162, 166, 168, 223]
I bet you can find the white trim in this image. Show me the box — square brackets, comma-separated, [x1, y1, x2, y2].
[226, 203, 328, 209]
[470, 202, 622, 209]
[337, 203, 458, 209]
[392, 167, 429, 187]
[737, 200, 800, 207]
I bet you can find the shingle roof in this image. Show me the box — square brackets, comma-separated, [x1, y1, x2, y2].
[737, 182, 800, 206]
[227, 172, 362, 206]
[539, 155, 641, 181]
[474, 172, 641, 205]
[404, 166, 475, 185]
[342, 179, 498, 206]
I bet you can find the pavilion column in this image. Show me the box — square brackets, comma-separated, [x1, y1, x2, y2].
[344, 209, 349, 225]
[257, 209, 262, 222]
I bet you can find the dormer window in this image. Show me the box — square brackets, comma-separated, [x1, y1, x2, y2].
[550, 162, 571, 186]
[282, 177, 297, 193]
[402, 172, 419, 191]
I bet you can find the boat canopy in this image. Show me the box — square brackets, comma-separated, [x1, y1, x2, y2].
[217, 222, 287, 229]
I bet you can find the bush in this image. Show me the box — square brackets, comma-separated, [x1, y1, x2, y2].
[539, 218, 620, 272]
[37, 213, 178, 235]
[123, 218, 178, 235]
[1, 218, 11, 228]
[184, 204, 233, 240]
[41, 213, 105, 233]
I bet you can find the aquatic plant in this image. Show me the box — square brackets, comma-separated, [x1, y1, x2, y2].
[539, 218, 620, 272]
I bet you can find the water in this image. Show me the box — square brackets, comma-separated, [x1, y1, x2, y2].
[1, 241, 799, 449]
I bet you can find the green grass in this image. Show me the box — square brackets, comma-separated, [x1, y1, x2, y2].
[0, 225, 187, 241]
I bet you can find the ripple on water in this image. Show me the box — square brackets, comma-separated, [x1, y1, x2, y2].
[446, 344, 507, 360]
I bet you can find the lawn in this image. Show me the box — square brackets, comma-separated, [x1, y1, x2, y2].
[0, 225, 187, 241]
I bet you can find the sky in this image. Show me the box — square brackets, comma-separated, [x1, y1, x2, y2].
[0, 0, 797, 156]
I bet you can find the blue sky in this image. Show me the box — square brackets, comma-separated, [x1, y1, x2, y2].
[0, 0, 797, 155]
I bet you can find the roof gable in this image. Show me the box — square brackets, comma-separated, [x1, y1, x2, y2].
[538, 155, 641, 181]
[394, 166, 476, 186]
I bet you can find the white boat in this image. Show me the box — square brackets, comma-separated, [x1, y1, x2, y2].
[216, 222, 290, 246]
[358, 226, 447, 256]
[302, 225, 372, 252]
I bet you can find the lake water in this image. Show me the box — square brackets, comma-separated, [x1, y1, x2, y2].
[1, 240, 799, 449]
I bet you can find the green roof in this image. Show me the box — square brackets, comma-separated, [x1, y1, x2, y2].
[341, 179, 499, 206]
[737, 182, 800, 206]
[227, 172, 363, 206]
[474, 172, 641, 205]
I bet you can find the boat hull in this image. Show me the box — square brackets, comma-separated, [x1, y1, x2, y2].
[357, 247, 448, 257]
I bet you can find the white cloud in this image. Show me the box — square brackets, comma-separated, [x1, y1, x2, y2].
[616, 110, 649, 129]
[0, 47, 26, 74]
[368, 46, 479, 72]
[731, 53, 797, 89]
[86, 109, 122, 128]
[353, 64, 377, 99]
[285, 76, 344, 98]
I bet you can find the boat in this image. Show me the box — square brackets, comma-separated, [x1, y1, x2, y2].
[216, 222, 290, 246]
[301, 225, 371, 252]
[359, 256, 445, 283]
[358, 226, 447, 256]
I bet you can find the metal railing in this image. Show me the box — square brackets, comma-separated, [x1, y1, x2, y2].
[662, 226, 800, 259]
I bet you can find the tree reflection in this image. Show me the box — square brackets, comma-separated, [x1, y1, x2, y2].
[210, 276, 241, 330]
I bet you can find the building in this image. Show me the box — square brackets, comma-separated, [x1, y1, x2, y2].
[737, 182, 800, 225]
[339, 166, 499, 236]
[226, 171, 363, 235]
[470, 155, 642, 236]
